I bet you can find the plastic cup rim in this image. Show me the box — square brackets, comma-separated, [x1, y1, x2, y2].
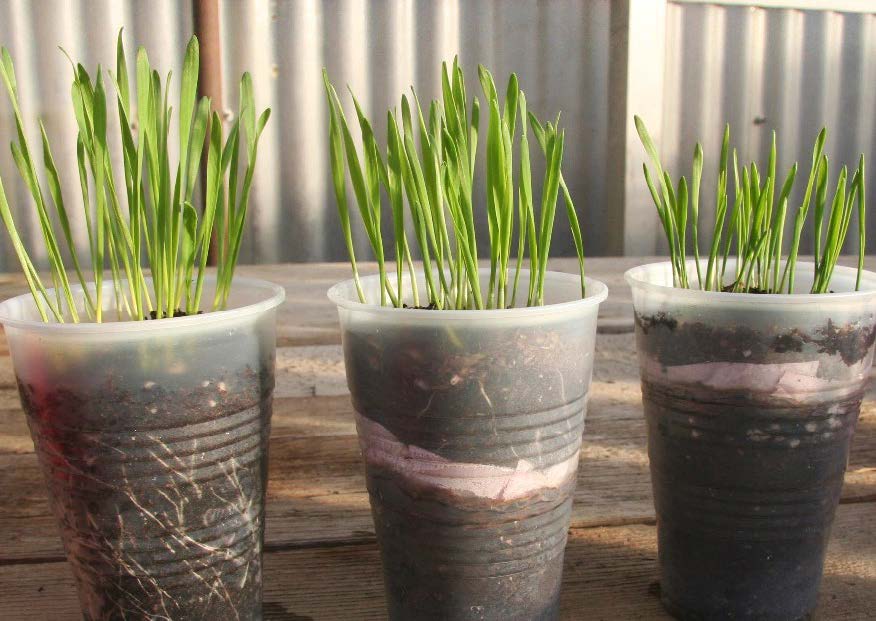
[327, 268, 608, 319]
[0, 275, 286, 334]
[624, 260, 876, 305]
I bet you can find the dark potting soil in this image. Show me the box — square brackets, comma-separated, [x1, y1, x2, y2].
[344, 323, 587, 468]
[145, 309, 204, 320]
[642, 378, 862, 620]
[402, 303, 514, 310]
[720, 284, 772, 294]
[720, 285, 837, 294]
[345, 320, 589, 621]
[634, 310, 873, 619]
[635, 311, 876, 367]
[18, 366, 274, 620]
[366, 462, 571, 621]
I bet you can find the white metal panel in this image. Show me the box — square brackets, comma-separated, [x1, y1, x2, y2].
[675, 0, 876, 12]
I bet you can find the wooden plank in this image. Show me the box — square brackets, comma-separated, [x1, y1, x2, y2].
[0, 333, 874, 561]
[0, 393, 357, 457]
[0, 332, 668, 561]
[1, 379, 874, 562]
[243, 255, 876, 342]
[1, 501, 874, 620]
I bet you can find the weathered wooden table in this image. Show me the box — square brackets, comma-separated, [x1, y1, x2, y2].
[0, 257, 874, 620]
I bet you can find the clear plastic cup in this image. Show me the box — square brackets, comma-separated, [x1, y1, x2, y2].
[329, 269, 607, 621]
[626, 260, 876, 620]
[0, 277, 284, 620]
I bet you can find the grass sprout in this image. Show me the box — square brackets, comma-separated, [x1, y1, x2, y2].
[0, 30, 269, 322]
[635, 117, 866, 294]
[324, 59, 585, 309]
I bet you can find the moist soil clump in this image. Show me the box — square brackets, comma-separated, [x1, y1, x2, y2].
[720, 284, 772, 294]
[18, 365, 274, 620]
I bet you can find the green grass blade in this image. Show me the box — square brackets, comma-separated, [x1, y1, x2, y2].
[386, 111, 407, 307]
[0, 175, 56, 321]
[857, 155, 866, 291]
[691, 143, 703, 287]
[813, 155, 829, 271]
[115, 29, 130, 115]
[40, 122, 94, 318]
[181, 201, 198, 313]
[196, 112, 223, 311]
[813, 165, 848, 292]
[178, 36, 199, 200]
[323, 70, 364, 302]
[781, 127, 826, 292]
[536, 128, 565, 304]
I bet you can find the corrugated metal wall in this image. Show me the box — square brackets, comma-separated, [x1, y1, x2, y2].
[0, 0, 874, 269]
[662, 1, 876, 255]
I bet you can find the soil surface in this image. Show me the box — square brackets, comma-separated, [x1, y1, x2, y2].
[145, 309, 204, 320]
[17, 365, 274, 620]
[720, 285, 772, 294]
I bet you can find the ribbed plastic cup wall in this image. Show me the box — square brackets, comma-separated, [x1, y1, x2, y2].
[626, 261, 876, 620]
[0, 277, 284, 620]
[330, 269, 607, 621]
